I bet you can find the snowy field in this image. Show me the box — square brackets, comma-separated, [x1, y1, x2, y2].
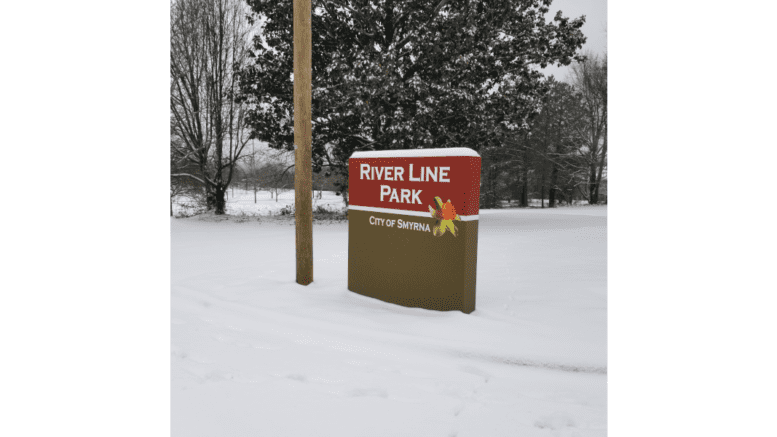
[173, 189, 347, 217]
[172, 189, 589, 217]
[171, 205, 607, 436]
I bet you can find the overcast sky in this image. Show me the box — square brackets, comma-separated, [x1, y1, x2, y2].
[541, 0, 608, 82]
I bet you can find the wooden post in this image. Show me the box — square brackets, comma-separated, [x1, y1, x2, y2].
[294, 0, 313, 285]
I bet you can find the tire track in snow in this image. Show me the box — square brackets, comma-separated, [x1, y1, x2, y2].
[172, 285, 606, 376]
[451, 350, 606, 374]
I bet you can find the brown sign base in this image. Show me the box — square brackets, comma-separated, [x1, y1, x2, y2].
[348, 209, 478, 313]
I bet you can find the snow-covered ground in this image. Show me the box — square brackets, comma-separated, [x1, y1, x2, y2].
[172, 189, 347, 217]
[172, 189, 588, 216]
[171, 205, 607, 436]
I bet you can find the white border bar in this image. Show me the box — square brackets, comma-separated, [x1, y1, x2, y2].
[350, 147, 480, 159]
[349, 205, 479, 221]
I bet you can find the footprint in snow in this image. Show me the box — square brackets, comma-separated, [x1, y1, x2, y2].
[534, 411, 576, 430]
[286, 373, 307, 382]
[461, 365, 491, 383]
[348, 388, 388, 398]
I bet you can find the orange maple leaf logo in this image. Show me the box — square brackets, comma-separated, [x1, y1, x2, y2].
[429, 196, 461, 237]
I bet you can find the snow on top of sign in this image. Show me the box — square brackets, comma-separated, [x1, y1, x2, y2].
[350, 147, 480, 159]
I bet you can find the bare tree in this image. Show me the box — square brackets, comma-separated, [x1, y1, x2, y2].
[239, 143, 269, 203]
[170, 0, 255, 214]
[570, 52, 608, 204]
[171, 143, 187, 217]
[266, 162, 294, 203]
[171, 136, 208, 216]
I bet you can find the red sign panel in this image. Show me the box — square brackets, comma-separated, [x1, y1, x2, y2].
[348, 152, 481, 217]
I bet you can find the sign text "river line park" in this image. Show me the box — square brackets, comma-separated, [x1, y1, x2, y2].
[359, 163, 452, 205]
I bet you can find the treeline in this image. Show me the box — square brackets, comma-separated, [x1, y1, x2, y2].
[172, 150, 343, 209]
[481, 55, 607, 208]
[171, 0, 605, 214]
[232, 154, 344, 202]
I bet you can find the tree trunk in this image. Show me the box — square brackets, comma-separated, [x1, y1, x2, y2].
[206, 187, 216, 211]
[486, 166, 493, 208]
[486, 162, 499, 209]
[214, 187, 226, 215]
[520, 144, 530, 207]
[492, 168, 498, 208]
[595, 122, 607, 204]
[254, 187, 257, 203]
[170, 198, 173, 217]
[588, 163, 598, 204]
[549, 162, 558, 207]
[520, 170, 528, 208]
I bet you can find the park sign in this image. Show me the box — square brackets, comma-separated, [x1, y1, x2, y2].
[348, 148, 481, 313]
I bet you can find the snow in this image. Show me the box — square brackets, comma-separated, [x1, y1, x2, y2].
[350, 147, 480, 158]
[172, 189, 346, 217]
[349, 204, 479, 220]
[171, 190, 594, 218]
[171, 205, 607, 436]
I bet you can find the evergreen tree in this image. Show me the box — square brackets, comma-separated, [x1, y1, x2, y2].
[238, 0, 586, 202]
[500, 77, 589, 207]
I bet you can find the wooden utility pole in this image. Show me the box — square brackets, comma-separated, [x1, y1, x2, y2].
[294, 0, 313, 285]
